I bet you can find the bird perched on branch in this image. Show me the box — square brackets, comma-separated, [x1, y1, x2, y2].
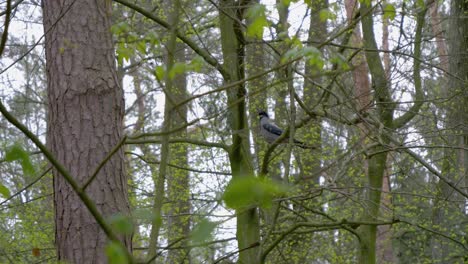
[258, 110, 312, 149]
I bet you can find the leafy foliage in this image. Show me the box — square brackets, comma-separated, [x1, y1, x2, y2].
[223, 177, 289, 209]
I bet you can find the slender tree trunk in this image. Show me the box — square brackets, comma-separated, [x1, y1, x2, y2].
[358, 2, 426, 263]
[43, 1, 132, 263]
[432, 0, 468, 261]
[245, 0, 267, 169]
[148, 1, 185, 262]
[376, 4, 394, 262]
[165, 15, 190, 264]
[358, 2, 393, 263]
[219, 0, 260, 262]
[429, 1, 449, 73]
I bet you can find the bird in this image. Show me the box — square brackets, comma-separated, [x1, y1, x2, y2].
[258, 110, 311, 149]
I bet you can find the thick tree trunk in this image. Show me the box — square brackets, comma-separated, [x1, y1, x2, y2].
[43, 0, 132, 263]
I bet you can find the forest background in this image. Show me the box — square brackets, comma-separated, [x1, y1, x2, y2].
[0, 0, 466, 263]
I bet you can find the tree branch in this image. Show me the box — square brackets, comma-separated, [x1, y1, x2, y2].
[392, 4, 427, 128]
[126, 138, 229, 151]
[113, 0, 229, 79]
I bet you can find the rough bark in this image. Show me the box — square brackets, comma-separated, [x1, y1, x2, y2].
[43, 0, 132, 263]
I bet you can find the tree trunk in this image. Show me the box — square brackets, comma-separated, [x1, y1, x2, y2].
[358, 2, 393, 263]
[165, 9, 191, 264]
[148, 1, 188, 262]
[432, 0, 468, 261]
[219, 0, 260, 262]
[43, 0, 132, 263]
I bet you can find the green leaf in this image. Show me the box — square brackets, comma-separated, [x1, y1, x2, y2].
[168, 62, 187, 79]
[190, 218, 217, 243]
[132, 208, 156, 222]
[136, 41, 147, 55]
[245, 4, 269, 38]
[145, 31, 159, 46]
[319, 9, 337, 22]
[359, 0, 371, 6]
[105, 241, 128, 264]
[0, 182, 11, 198]
[331, 53, 350, 70]
[5, 143, 35, 176]
[111, 22, 130, 35]
[282, 48, 299, 63]
[281, 0, 291, 7]
[223, 177, 289, 209]
[303, 46, 324, 69]
[188, 56, 204, 72]
[108, 213, 133, 235]
[155, 65, 165, 80]
[116, 43, 133, 65]
[383, 4, 396, 20]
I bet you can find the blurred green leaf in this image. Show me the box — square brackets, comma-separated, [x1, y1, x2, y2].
[169, 62, 187, 79]
[223, 177, 289, 209]
[111, 22, 130, 35]
[105, 241, 128, 264]
[155, 65, 165, 80]
[0, 182, 11, 198]
[5, 143, 35, 176]
[331, 53, 350, 70]
[190, 218, 217, 244]
[108, 213, 133, 235]
[383, 4, 396, 20]
[319, 8, 337, 22]
[246, 4, 269, 38]
[188, 56, 204, 72]
[136, 41, 147, 55]
[116, 43, 133, 66]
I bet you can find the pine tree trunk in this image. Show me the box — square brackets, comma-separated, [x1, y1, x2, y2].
[43, 0, 132, 263]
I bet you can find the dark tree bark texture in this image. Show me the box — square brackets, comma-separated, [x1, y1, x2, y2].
[43, 1, 132, 263]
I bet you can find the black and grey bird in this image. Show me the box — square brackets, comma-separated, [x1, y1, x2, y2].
[258, 110, 311, 149]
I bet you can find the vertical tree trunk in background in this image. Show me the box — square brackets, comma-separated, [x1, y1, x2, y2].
[358, 2, 425, 262]
[42, 1, 132, 263]
[300, 0, 327, 186]
[165, 12, 190, 264]
[147, 1, 188, 262]
[165, 45, 190, 263]
[447, 0, 467, 176]
[272, 0, 291, 183]
[358, 2, 394, 263]
[344, 0, 371, 113]
[219, 0, 260, 263]
[429, 1, 449, 73]
[377, 4, 395, 262]
[245, 0, 267, 169]
[432, 0, 468, 261]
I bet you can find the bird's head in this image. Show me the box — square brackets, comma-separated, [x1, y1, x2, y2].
[258, 110, 269, 119]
